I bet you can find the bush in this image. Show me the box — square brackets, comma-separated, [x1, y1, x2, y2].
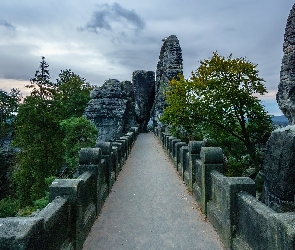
[0, 197, 19, 218]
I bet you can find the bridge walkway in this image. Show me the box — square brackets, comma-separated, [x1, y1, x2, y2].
[83, 132, 224, 250]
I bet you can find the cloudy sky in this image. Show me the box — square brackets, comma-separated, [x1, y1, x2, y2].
[0, 0, 294, 115]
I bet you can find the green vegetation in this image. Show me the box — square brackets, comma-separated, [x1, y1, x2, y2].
[60, 117, 98, 171]
[0, 88, 22, 128]
[161, 52, 274, 176]
[0, 57, 97, 217]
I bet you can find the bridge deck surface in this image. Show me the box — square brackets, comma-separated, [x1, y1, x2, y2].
[83, 133, 224, 250]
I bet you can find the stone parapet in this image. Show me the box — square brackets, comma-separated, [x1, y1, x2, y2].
[0, 128, 138, 250]
[153, 127, 295, 250]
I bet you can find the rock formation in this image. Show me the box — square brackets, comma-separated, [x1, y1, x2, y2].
[84, 79, 136, 142]
[277, 3, 295, 124]
[263, 126, 295, 212]
[84, 71, 155, 141]
[132, 70, 155, 132]
[263, 4, 295, 212]
[152, 35, 183, 127]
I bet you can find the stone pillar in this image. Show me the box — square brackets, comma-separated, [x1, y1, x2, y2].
[277, 3, 295, 124]
[132, 70, 155, 132]
[185, 141, 205, 192]
[152, 35, 183, 127]
[200, 147, 224, 214]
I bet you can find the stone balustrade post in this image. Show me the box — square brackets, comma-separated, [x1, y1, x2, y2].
[199, 147, 224, 214]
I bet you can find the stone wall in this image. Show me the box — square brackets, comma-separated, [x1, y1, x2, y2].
[155, 127, 295, 250]
[0, 127, 139, 250]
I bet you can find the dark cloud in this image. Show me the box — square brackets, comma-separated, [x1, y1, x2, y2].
[80, 3, 145, 34]
[0, 19, 15, 31]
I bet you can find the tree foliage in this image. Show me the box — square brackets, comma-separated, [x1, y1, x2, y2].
[55, 69, 93, 118]
[161, 52, 273, 174]
[13, 57, 63, 204]
[12, 57, 94, 205]
[0, 88, 22, 127]
[60, 117, 97, 171]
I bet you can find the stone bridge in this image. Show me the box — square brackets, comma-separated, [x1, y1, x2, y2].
[3, 4, 295, 248]
[1, 128, 295, 249]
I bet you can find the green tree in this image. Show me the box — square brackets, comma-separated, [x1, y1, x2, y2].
[12, 58, 95, 206]
[55, 69, 93, 119]
[13, 57, 64, 205]
[60, 117, 97, 171]
[0, 88, 22, 127]
[162, 52, 273, 174]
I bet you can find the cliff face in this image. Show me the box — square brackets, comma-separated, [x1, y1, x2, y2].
[277, 3, 295, 124]
[152, 35, 183, 127]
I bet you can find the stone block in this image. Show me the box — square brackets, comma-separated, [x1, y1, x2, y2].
[198, 147, 224, 214]
[175, 142, 187, 171]
[37, 197, 72, 250]
[207, 172, 255, 249]
[233, 192, 295, 250]
[0, 217, 44, 250]
[179, 146, 189, 179]
[171, 139, 181, 160]
[78, 148, 101, 176]
[187, 141, 205, 191]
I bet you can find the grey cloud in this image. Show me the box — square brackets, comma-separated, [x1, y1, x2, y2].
[80, 3, 145, 34]
[0, 19, 15, 31]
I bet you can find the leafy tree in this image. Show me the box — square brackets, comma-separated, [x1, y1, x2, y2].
[162, 52, 273, 174]
[60, 117, 98, 171]
[0, 88, 22, 127]
[12, 58, 95, 206]
[13, 57, 64, 205]
[55, 69, 93, 118]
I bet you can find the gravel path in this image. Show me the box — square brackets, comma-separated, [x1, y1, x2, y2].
[83, 133, 224, 250]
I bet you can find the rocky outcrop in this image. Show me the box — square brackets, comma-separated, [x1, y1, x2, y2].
[122, 80, 138, 131]
[277, 3, 295, 124]
[132, 70, 155, 132]
[262, 4, 295, 212]
[84, 73, 155, 141]
[263, 126, 295, 212]
[152, 35, 183, 127]
[84, 79, 136, 142]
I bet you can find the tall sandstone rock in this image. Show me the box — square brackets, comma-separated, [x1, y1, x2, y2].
[152, 35, 183, 127]
[132, 70, 155, 132]
[84, 70, 155, 141]
[84, 79, 137, 142]
[263, 3, 295, 212]
[277, 3, 295, 124]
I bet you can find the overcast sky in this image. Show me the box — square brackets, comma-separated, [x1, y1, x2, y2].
[0, 0, 294, 115]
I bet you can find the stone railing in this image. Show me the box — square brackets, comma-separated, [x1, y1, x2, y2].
[0, 127, 139, 250]
[154, 127, 295, 250]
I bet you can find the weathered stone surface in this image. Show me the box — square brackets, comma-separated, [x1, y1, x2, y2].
[152, 35, 183, 127]
[122, 80, 138, 131]
[277, 3, 295, 124]
[85, 79, 135, 142]
[132, 70, 155, 132]
[263, 125, 295, 212]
